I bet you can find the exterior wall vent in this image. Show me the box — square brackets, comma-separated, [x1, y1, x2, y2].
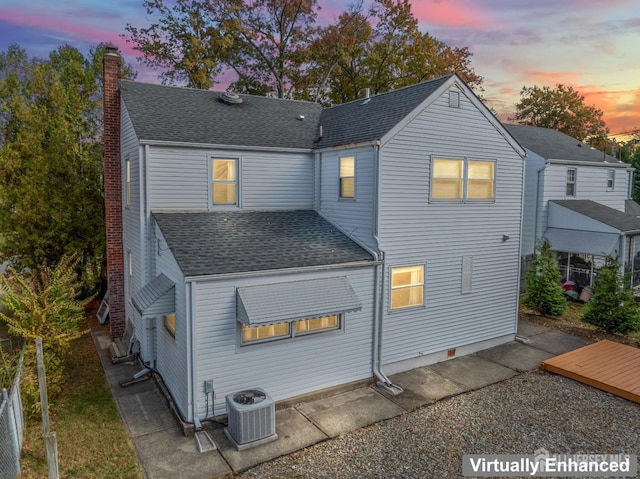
[221, 92, 243, 105]
[224, 388, 278, 450]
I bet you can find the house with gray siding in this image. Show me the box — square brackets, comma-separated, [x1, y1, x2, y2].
[504, 124, 640, 286]
[103, 48, 526, 424]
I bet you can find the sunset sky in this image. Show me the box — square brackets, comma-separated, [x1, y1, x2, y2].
[1, 0, 639, 137]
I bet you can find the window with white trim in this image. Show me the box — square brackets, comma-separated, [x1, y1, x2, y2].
[607, 169, 615, 190]
[339, 156, 355, 198]
[390, 265, 425, 310]
[125, 158, 131, 205]
[566, 168, 577, 196]
[212, 158, 237, 205]
[431, 158, 495, 201]
[241, 315, 341, 344]
[127, 252, 134, 299]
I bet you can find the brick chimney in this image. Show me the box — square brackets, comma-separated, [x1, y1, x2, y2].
[103, 45, 125, 340]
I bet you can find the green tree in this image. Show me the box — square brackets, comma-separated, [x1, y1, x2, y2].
[512, 84, 609, 143]
[0, 254, 90, 414]
[582, 257, 640, 335]
[522, 239, 568, 317]
[309, 0, 482, 104]
[125, 0, 232, 89]
[0, 43, 133, 292]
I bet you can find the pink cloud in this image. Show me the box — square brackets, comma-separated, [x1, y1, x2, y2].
[0, 7, 135, 56]
[412, 0, 491, 28]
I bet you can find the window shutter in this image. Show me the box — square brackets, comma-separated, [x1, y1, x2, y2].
[462, 256, 473, 294]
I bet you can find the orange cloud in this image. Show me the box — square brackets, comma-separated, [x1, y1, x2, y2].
[412, 0, 491, 28]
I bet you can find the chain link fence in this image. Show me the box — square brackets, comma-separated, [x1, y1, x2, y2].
[0, 345, 24, 479]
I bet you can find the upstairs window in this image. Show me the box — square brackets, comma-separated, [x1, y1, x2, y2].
[566, 168, 577, 197]
[432, 158, 495, 201]
[607, 169, 615, 190]
[125, 158, 131, 205]
[339, 156, 355, 198]
[391, 265, 425, 310]
[212, 159, 237, 205]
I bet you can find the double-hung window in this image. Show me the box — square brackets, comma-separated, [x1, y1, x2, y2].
[339, 156, 355, 198]
[431, 158, 495, 201]
[566, 168, 577, 197]
[390, 265, 425, 310]
[607, 169, 615, 190]
[241, 315, 340, 344]
[212, 158, 238, 205]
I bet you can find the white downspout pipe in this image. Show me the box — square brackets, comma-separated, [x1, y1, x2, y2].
[371, 141, 402, 394]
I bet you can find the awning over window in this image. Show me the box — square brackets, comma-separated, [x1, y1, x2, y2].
[132, 273, 175, 314]
[544, 228, 619, 257]
[236, 276, 362, 327]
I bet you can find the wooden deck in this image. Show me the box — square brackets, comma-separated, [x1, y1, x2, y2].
[541, 340, 640, 404]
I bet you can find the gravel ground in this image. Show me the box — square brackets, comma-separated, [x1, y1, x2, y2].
[237, 371, 640, 479]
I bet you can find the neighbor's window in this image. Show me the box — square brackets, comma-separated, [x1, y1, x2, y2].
[566, 168, 577, 196]
[607, 169, 615, 190]
[432, 158, 495, 201]
[339, 156, 355, 198]
[241, 315, 340, 344]
[212, 159, 237, 205]
[391, 265, 425, 310]
[125, 158, 131, 205]
[164, 313, 176, 338]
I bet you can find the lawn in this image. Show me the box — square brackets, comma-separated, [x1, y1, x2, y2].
[18, 308, 143, 478]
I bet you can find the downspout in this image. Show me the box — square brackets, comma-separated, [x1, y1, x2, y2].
[533, 164, 547, 249]
[371, 141, 402, 394]
[186, 282, 198, 426]
[515, 152, 527, 331]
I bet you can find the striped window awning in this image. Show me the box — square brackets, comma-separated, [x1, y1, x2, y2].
[236, 276, 362, 326]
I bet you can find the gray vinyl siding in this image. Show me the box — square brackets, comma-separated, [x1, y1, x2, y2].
[147, 146, 314, 211]
[121, 104, 144, 333]
[377, 87, 523, 366]
[521, 149, 546, 256]
[319, 147, 377, 250]
[192, 266, 376, 418]
[152, 224, 190, 419]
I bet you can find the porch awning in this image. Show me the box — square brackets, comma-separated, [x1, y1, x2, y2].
[236, 276, 362, 326]
[544, 228, 619, 257]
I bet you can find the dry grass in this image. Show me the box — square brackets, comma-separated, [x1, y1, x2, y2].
[19, 306, 143, 478]
[520, 301, 640, 348]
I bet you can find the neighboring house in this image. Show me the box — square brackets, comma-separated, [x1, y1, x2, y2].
[103, 47, 526, 422]
[504, 124, 640, 286]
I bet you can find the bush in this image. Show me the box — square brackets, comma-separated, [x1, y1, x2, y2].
[582, 256, 640, 335]
[522, 239, 568, 316]
[0, 254, 90, 416]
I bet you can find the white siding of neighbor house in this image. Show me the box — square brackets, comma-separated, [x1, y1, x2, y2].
[151, 224, 190, 419]
[521, 149, 546, 256]
[319, 147, 377, 251]
[146, 146, 314, 211]
[377, 86, 524, 367]
[536, 163, 631, 239]
[191, 266, 376, 418]
[121, 104, 145, 341]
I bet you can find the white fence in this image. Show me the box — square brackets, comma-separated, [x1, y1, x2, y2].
[0, 349, 24, 478]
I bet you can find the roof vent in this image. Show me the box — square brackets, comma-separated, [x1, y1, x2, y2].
[221, 92, 243, 105]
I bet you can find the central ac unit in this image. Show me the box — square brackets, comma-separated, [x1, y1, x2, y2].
[224, 388, 278, 451]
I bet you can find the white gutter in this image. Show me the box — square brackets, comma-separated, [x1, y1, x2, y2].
[186, 282, 195, 423]
[183, 260, 379, 283]
[545, 158, 630, 167]
[138, 139, 312, 154]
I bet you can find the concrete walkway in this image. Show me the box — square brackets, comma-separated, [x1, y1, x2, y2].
[91, 320, 592, 479]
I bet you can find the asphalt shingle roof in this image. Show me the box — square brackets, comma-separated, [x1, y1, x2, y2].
[120, 75, 455, 150]
[119, 80, 323, 149]
[551, 200, 640, 233]
[315, 75, 453, 149]
[153, 210, 374, 276]
[503, 124, 622, 164]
